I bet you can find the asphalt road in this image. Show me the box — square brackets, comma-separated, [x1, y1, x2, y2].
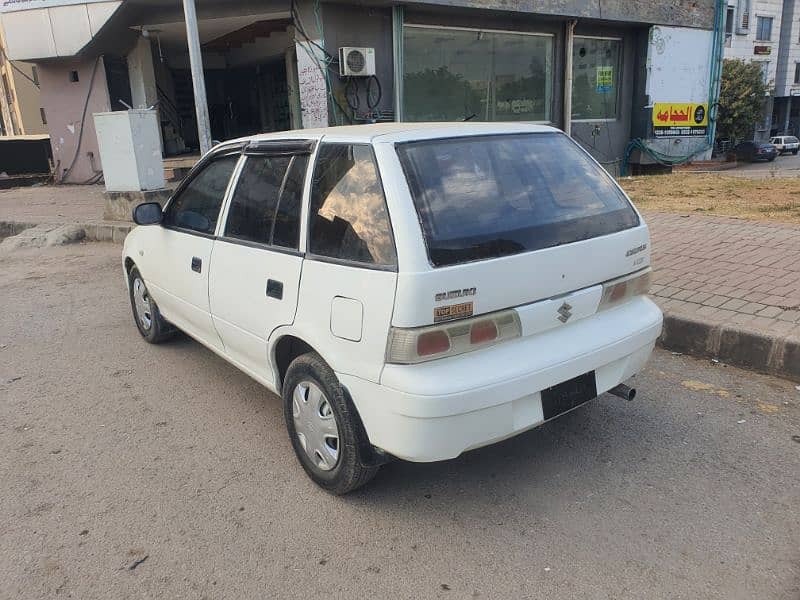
[729, 149, 800, 178]
[1, 243, 799, 600]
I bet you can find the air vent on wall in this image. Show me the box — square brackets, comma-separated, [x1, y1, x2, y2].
[338, 47, 376, 77]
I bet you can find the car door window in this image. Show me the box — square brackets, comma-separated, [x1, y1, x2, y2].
[308, 144, 396, 267]
[225, 155, 292, 245]
[224, 153, 309, 249]
[272, 155, 309, 249]
[164, 156, 238, 234]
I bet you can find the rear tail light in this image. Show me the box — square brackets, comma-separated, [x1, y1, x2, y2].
[599, 268, 652, 311]
[387, 309, 521, 364]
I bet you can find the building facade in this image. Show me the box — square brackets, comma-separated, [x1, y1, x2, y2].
[0, 25, 47, 137]
[724, 0, 800, 140]
[0, 0, 721, 182]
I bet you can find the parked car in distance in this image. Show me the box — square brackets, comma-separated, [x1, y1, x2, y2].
[734, 140, 778, 162]
[122, 123, 663, 494]
[769, 135, 800, 155]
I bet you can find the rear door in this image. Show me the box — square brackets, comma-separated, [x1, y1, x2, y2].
[209, 141, 312, 384]
[140, 151, 240, 348]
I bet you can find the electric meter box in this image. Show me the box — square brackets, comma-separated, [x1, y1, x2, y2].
[93, 109, 164, 192]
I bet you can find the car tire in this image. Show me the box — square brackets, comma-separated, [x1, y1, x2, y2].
[793, 150, 798, 155]
[283, 352, 379, 494]
[128, 266, 175, 344]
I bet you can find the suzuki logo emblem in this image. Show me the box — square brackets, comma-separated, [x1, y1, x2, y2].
[557, 302, 573, 323]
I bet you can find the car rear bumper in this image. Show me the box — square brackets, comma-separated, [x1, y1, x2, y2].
[339, 296, 663, 462]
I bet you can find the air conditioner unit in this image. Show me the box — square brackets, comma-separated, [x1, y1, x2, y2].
[339, 47, 376, 77]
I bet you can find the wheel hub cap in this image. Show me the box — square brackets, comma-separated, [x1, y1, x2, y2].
[292, 381, 340, 471]
[132, 277, 153, 331]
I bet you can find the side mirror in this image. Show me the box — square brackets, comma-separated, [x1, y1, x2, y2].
[133, 202, 163, 226]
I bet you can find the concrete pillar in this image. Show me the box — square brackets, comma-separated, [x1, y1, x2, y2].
[127, 35, 158, 110]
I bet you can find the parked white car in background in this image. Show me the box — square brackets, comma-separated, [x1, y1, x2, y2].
[123, 123, 663, 494]
[769, 135, 800, 155]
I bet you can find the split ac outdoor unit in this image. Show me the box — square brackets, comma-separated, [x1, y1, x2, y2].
[339, 47, 376, 77]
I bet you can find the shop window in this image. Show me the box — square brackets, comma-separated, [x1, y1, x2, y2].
[403, 26, 553, 123]
[571, 37, 622, 120]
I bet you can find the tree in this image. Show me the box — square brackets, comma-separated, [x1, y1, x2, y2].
[715, 59, 770, 143]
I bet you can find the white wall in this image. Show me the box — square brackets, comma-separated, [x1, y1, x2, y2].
[645, 25, 715, 159]
[647, 26, 713, 103]
[0, 1, 121, 60]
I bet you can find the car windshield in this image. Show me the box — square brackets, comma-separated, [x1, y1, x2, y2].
[396, 132, 640, 267]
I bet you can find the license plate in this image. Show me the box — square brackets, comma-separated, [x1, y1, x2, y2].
[540, 371, 598, 420]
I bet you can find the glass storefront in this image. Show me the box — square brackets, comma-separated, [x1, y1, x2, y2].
[571, 37, 621, 120]
[403, 25, 553, 123]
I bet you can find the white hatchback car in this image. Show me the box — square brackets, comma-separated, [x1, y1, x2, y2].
[124, 123, 662, 493]
[769, 135, 800, 155]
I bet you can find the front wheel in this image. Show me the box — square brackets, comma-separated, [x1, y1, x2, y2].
[128, 266, 174, 344]
[283, 352, 378, 494]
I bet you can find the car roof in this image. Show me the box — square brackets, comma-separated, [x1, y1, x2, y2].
[222, 122, 561, 147]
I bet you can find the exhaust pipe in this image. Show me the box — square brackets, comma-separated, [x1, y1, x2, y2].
[609, 383, 636, 402]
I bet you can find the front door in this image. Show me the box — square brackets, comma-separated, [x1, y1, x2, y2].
[141, 153, 239, 349]
[209, 145, 311, 384]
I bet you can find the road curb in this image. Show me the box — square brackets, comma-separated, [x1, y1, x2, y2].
[659, 312, 799, 382]
[0, 220, 133, 244]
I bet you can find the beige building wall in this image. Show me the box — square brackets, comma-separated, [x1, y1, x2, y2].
[0, 27, 47, 136]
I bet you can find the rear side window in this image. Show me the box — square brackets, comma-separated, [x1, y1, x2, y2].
[165, 156, 238, 234]
[308, 144, 396, 267]
[397, 133, 640, 267]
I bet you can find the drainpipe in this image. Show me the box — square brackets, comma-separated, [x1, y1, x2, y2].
[182, 0, 212, 155]
[392, 6, 404, 122]
[563, 19, 577, 136]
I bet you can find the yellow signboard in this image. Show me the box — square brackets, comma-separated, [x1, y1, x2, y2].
[652, 103, 708, 127]
[652, 102, 708, 138]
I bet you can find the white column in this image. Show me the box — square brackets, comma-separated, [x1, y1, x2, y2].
[127, 34, 158, 109]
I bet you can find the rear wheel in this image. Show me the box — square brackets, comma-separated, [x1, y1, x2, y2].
[283, 352, 378, 494]
[128, 267, 174, 344]
[793, 150, 798, 155]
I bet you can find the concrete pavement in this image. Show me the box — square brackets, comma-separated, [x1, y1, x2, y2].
[647, 212, 800, 380]
[1, 243, 798, 599]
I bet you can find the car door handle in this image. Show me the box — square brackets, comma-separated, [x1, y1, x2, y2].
[266, 279, 283, 300]
[191, 257, 202, 273]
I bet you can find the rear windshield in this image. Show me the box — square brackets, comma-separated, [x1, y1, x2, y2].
[397, 133, 640, 267]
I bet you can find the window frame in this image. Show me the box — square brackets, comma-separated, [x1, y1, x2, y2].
[305, 142, 399, 272]
[216, 139, 316, 257]
[570, 35, 624, 123]
[756, 16, 773, 42]
[161, 144, 245, 239]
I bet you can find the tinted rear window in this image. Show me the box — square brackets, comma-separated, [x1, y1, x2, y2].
[397, 133, 640, 267]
